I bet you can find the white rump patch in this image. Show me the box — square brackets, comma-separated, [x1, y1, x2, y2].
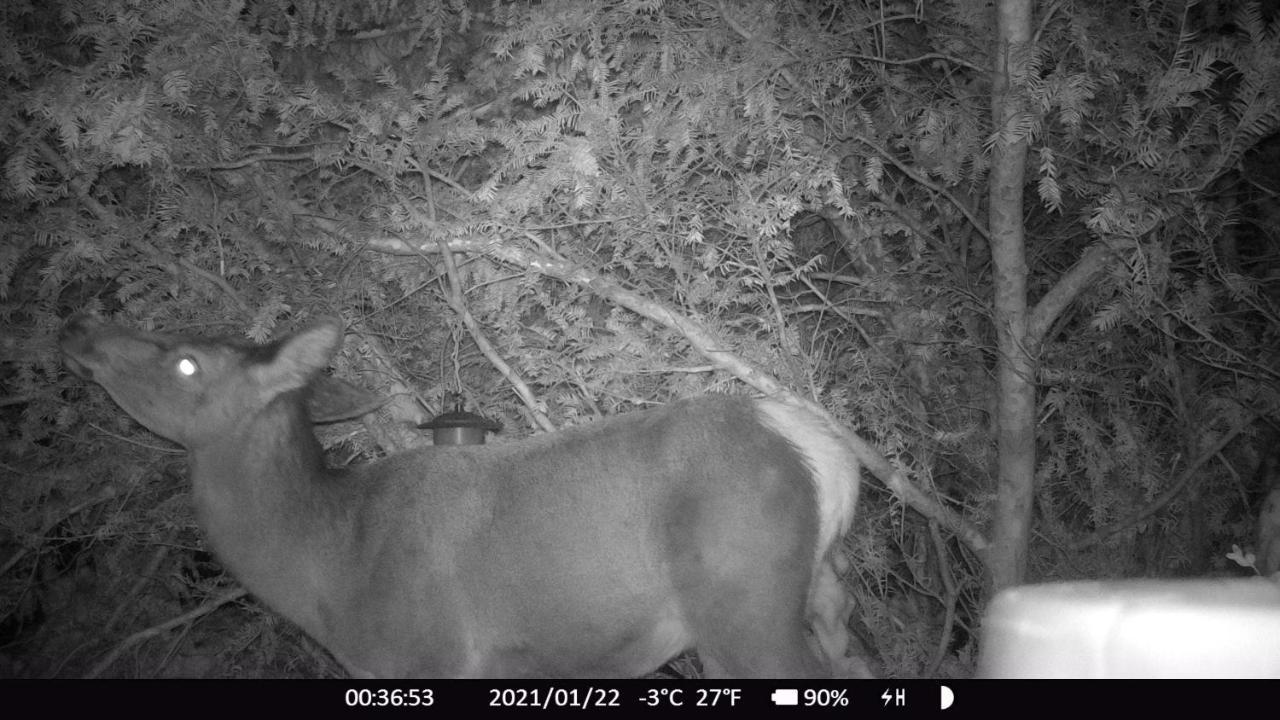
[751, 399, 860, 564]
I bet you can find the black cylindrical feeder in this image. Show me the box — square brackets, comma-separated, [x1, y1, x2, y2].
[418, 403, 501, 445]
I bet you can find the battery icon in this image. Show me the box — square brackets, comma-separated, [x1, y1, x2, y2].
[771, 689, 799, 706]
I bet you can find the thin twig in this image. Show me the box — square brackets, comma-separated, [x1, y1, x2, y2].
[86, 587, 248, 678]
[0, 488, 119, 579]
[1073, 423, 1246, 549]
[104, 540, 173, 634]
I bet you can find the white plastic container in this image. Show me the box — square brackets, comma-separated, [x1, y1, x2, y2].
[977, 577, 1280, 678]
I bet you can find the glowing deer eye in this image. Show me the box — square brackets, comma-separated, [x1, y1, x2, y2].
[177, 357, 198, 377]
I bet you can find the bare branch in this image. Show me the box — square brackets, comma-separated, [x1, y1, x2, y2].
[365, 232, 991, 554]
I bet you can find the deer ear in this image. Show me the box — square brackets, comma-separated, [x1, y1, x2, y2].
[252, 319, 344, 395]
[308, 375, 387, 423]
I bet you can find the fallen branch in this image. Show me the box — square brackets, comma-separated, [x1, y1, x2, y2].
[363, 232, 989, 554]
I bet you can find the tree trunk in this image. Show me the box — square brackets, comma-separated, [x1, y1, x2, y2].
[986, 0, 1035, 591]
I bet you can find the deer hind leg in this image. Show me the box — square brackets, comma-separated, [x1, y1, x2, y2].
[679, 518, 829, 678]
[691, 574, 828, 678]
[668, 447, 831, 678]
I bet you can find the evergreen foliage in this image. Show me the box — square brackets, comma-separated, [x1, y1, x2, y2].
[1, 0, 1277, 677]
